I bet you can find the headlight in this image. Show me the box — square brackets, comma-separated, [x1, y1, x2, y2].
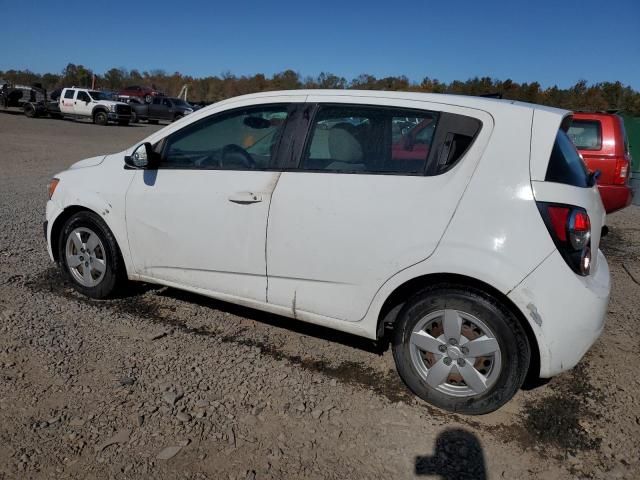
[48, 178, 59, 199]
[109, 104, 116, 112]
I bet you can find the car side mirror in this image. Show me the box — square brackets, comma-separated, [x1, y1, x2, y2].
[124, 142, 155, 169]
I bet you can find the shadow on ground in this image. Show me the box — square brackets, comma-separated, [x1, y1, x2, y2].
[415, 428, 487, 479]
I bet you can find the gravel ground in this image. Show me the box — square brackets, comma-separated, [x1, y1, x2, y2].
[1, 112, 639, 479]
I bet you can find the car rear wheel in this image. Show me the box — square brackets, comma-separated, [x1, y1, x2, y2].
[130, 111, 138, 123]
[24, 104, 36, 117]
[58, 211, 125, 299]
[93, 111, 108, 126]
[392, 285, 530, 415]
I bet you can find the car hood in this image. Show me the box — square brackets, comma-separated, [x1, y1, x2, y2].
[68, 155, 106, 169]
[97, 100, 128, 107]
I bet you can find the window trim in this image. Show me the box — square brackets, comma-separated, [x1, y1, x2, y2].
[568, 119, 602, 151]
[153, 103, 299, 171]
[76, 91, 91, 103]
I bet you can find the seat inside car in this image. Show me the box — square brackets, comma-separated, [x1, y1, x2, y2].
[326, 127, 365, 171]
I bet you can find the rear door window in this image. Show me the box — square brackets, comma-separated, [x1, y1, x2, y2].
[567, 120, 602, 150]
[301, 105, 439, 174]
[64, 90, 75, 99]
[545, 130, 590, 187]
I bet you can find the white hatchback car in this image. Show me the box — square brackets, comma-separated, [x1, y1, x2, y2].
[45, 90, 610, 414]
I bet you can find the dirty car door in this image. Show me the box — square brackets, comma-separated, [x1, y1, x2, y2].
[266, 98, 490, 322]
[125, 102, 299, 302]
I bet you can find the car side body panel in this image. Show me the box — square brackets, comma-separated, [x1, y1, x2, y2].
[266, 95, 495, 322]
[44, 90, 610, 381]
[45, 154, 136, 269]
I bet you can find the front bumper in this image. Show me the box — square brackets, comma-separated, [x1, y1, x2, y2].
[45, 200, 64, 262]
[508, 249, 610, 378]
[107, 112, 131, 122]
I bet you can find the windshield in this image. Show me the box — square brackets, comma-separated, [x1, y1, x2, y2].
[88, 91, 113, 101]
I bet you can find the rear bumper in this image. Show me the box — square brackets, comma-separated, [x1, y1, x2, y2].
[598, 184, 633, 214]
[508, 249, 610, 378]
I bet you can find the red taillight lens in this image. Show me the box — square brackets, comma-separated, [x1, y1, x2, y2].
[613, 156, 630, 185]
[537, 202, 591, 276]
[547, 206, 570, 241]
[572, 211, 590, 231]
[569, 210, 591, 251]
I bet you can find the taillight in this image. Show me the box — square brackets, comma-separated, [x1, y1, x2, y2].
[537, 202, 592, 276]
[613, 156, 630, 185]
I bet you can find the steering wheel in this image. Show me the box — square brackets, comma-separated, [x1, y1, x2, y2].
[221, 144, 256, 169]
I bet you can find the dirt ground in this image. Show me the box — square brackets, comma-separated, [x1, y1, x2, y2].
[0, 112, 639, 479]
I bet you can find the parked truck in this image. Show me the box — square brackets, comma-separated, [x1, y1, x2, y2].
[59, 87, 132, 125]
[0, 81, 53, 117]
[125, 96, 194, 123]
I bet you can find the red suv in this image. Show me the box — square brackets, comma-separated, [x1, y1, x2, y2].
[568, 112, 633, 213]
[117, 85, 162, 103]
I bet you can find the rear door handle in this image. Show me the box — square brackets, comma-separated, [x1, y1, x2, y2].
[228, 192, 263, 204]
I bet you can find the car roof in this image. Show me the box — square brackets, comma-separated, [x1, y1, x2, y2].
[212, 89, 568, 116]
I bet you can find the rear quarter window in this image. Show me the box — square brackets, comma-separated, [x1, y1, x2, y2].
[545, 130, 590, 187]
[567, 120, 602, 150]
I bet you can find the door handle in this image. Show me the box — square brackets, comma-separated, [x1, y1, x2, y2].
[228, 192, 263, 204]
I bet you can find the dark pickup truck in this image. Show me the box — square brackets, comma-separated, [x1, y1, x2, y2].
[125, 96, 194, 123]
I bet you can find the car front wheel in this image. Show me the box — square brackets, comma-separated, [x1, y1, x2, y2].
[58, 211, 125, 299]
[392, 285, 530, 415]
[93, 111, 108, 126]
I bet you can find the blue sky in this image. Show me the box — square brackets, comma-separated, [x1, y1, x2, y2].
[1, 0, 638, 89]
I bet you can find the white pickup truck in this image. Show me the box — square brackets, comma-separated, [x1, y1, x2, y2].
[59, 88, 132, 125]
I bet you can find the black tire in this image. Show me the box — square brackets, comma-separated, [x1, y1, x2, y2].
[392, 285, 530, 415]
[58, 211, 125, 299]
[93, 110, 108, 126]
[24, 104, 36, 118]
[144, 94, 152, 103]
[130, 111, 138, 123]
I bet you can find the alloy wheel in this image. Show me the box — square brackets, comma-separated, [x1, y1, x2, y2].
[409, 309, 502, 397]
[65, 227, 107, 287]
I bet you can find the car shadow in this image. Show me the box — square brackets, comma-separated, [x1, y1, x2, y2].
[157, 287, 387, 355]
[415, 428, 487, 479]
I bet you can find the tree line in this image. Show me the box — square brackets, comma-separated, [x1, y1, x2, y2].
[1, 63, 639, 114]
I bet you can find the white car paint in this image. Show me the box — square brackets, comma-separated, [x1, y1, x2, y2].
[45, 89, 610, 380]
